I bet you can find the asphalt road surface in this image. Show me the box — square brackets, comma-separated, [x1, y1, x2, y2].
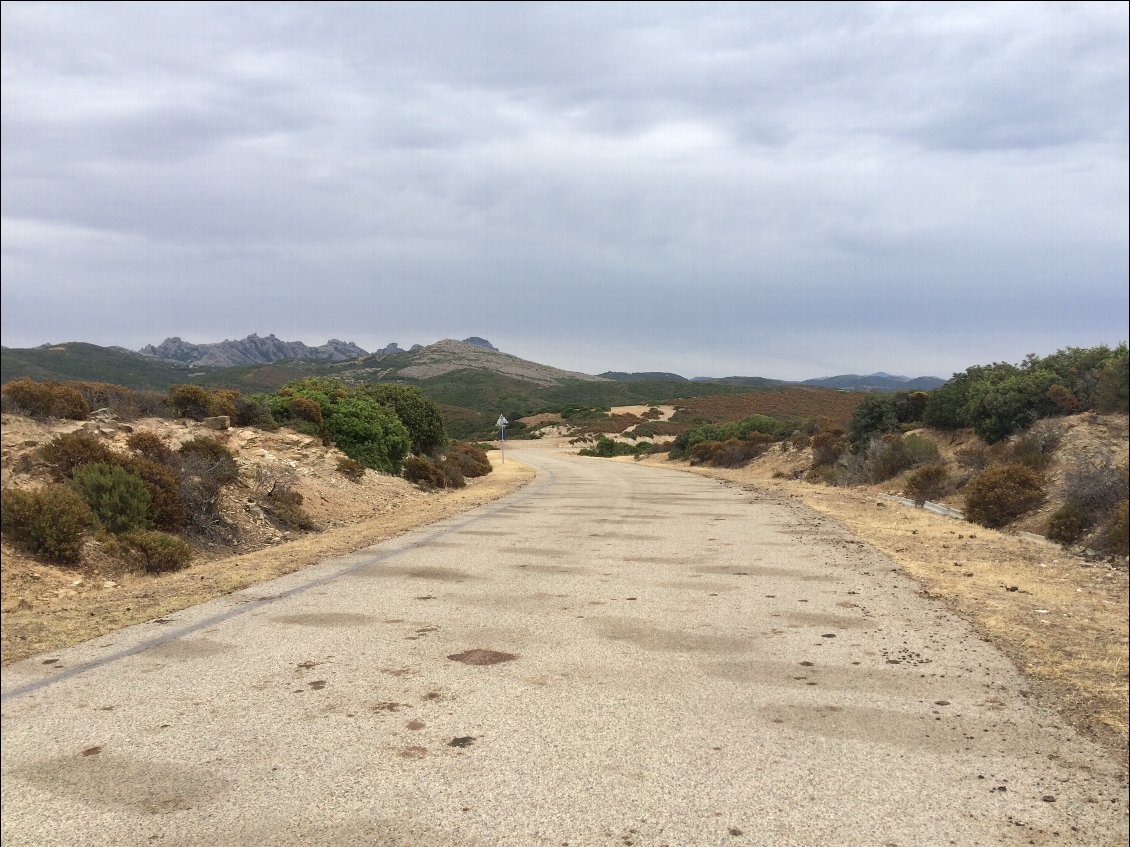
[2, 448, 1127, 846]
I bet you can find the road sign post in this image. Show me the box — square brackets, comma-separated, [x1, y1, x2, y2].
[497, 415, 508, 464]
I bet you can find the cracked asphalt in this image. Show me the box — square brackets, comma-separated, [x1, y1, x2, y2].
[2, 448, 1127, 846]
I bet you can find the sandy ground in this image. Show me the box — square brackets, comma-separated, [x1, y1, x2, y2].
[632, 446, 1129, 767]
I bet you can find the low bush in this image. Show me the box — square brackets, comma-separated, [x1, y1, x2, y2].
[127, 431, 176, 466]
[440, 459, 466, 489]
[964, 463, 1045, 528]
[177, 437, 239, 484]
[233, 395, 277, 429]
[446, 441, 492, 478]
[1062, 457, 1127, 515]
[1, 485, 93, 564]
[810, 431, 845, 467]
[1007, 425, 1061, 471]
[68, 463, 151, 534]
[954, 443, 988, 470]
[118, 529, 193, 573]
[70, 382, 170, 420]
[579, 436, 652, 459]
[40, 431, 118, 481]
[168, 384, 214, 420]
[403, 454, 448, 489]
[1045, 504, 1091, 548]
[1100, 501, 1128, 557]
[689, 434, 773, 468]
[2, 378, 90, 419]
[336, 456, 366, 483]
[260, 484, 319, 531]
[904, 463, 950, 506]
[120, 455, 187, 531]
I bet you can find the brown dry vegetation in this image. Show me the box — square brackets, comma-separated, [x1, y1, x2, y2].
[636, 416, 1129, 766]
[671, 387, 863, 430]
[1, 413, 534, 664]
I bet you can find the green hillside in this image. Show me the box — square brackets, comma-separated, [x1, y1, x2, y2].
[1, 343, 198, 388]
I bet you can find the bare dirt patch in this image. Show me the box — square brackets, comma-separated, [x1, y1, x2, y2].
[447, 649, 518, 666]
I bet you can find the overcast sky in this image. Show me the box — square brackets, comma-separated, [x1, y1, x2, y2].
[2, 2, 1127, 380]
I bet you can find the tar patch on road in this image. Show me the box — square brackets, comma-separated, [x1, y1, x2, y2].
[447, 649, 518, 666]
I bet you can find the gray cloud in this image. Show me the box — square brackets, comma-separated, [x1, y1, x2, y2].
[2, 1, 1126, 380]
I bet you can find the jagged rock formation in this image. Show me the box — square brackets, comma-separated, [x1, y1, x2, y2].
[373, 343, 407, 356]
[462, 337, 498, 352]
[137, 334, 368, 367]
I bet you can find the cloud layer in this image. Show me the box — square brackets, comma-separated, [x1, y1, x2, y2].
[2, 2, 1126, 379]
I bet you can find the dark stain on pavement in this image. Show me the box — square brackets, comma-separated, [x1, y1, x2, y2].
[14, 753, 228, 814]
[357, 565, 476, 582]
[272, 613, 374, 627]
[145, 638, 233, 660]
[594, 617, 750, 654]
[448, 649, 519, 666]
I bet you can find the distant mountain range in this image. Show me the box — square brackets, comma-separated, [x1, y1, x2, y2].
[3, 332, 946, 394]
[135, 333, 496, 368]
[798, 373, 946, 392]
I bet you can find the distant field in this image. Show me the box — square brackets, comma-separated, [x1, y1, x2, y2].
[671, 388, 863, 429]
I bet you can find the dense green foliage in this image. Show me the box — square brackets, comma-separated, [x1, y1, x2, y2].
[846, 391, 930, 450]
[1, 485, 93, 564]
[68, 463, 152, 534]
[357, 384, 447, 455]
[263, 378, 412, 473]
[924, 345, 1128, 442]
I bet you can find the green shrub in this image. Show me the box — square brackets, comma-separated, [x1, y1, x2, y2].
[336, 456, 366, 483]
[445, 441, 492, 478]
[40, 430, 118, 481]
[118, 529, 193, 573]
[326, 395, 411, 473]
[358, 384, 447, 456]
[964, 463, 1045, 528]
[2, 378, 90, 419]
[1095, 351, 1129, 413]
[177, 437, 239, 484]
[1, 485, 93, 564]
[857, 434, 939, 483]
[1100, 501, 1128, 557]
[120, 455, 187, 531]
[1045, 504, 1090, 548]
[905, 463, 950, 506]
[1007, 426, 1061, 471]
[68, 462, 152, 534]
[579, 436, 652, 459]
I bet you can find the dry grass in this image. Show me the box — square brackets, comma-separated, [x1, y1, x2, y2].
[639, 448, 1130, 767]
[672, 387, 863, 429]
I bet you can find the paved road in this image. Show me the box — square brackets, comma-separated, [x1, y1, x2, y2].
[2, 448, 1126, 846]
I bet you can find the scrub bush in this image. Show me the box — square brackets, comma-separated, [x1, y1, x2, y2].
[118, 529, 193, 573]
[68, 463, 151, 534]
[1, 485, 93, 564]
[964, 464, 1045, 528]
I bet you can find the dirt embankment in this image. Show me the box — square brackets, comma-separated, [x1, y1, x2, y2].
[633, 423, 1129, 767]
[1, 414, 534, 664]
